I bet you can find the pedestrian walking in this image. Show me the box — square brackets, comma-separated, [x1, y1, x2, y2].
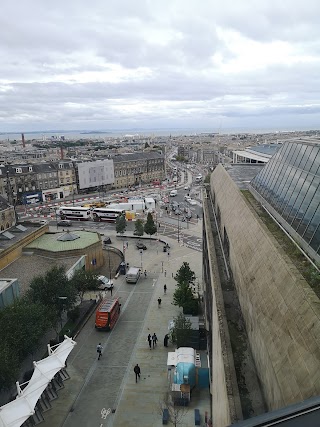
[110, 287, 113, 296]
[126, 241, 129, 248]
[158, 297, 162, 308]
[164, 270, 167, 277]
[164, 334, 169, 347]
[144, 270, 147, 278]
[134, 364, 141, 382]
[152, 333, 158, 348]
[164, 284, 167, 294]
[147, 334, 152, 349]
[97, 343, 103, 360]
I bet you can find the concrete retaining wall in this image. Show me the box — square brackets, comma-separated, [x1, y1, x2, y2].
[203, 198, 242, 426]
[210, 165, 320, 411]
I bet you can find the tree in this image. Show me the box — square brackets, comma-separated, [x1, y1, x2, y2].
[158, 392, 188, 427]
[134, 219, 144, 236]
[0, 299, 54, 391]
[174, 262, 195, 285]
[204, 173, 212, 183]
[170, 312, 192, 349]
[144, 212, 157, 236]
[172, 282, 194, 308]
[26, 266, 77, 315]
[0, 344, 20, 391]
[70, 269, 99, 302]
[116, 213, 127, 234]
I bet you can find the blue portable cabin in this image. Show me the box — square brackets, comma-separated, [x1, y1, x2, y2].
[168, 347, 197, 389]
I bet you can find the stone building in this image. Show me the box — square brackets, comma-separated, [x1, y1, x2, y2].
[203, 139, 320, 426]
[112, 152, 165, 189]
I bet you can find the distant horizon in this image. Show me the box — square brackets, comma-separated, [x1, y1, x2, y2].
[0, 125, 320, 138]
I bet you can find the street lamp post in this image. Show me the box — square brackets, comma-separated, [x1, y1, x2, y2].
[57, 296, 68, 332]
[177, 207, 180, 243]
[108, 249, 112, 280]
[139, 249, 143, 271]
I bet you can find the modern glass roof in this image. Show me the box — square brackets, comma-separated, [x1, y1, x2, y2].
[250, 140, 320, 261]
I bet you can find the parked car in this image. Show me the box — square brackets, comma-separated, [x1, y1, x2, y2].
[189, 199, 197, 206]
[136, 242, 147, 250]
[184, 185, 190, 190]
[36, 219, 49, 226]
[57, 220, 72, 227]
[103, 237, 112, 244]
[97, 275, 114, 290]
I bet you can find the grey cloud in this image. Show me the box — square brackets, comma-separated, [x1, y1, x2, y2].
[0, 0, 320, 131]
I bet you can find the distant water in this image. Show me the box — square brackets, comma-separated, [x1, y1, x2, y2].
[0, 126, 318, 141]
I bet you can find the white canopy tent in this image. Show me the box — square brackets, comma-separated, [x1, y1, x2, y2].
[0, 336, 76, 427]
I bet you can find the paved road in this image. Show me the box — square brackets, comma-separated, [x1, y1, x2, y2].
[62, 274, 158, 427]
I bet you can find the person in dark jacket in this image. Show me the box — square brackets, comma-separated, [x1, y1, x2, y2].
[147, 334, 152, 349]
[164, 334, 169, 347]
[134, 364, 141, 382]
[152, 333, 158, 348]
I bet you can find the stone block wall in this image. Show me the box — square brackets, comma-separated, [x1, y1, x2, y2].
[211, 165, 320, 410]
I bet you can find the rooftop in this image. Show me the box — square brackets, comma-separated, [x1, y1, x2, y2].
[0, 254, 79, 294]
[224, 164, 265, 189]
[25, 230, 100, 252]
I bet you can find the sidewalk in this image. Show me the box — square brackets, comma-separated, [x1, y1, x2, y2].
[112, 222, 210, 427]
[40, 220, 210, 427]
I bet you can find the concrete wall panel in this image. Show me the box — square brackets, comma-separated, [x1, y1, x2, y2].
[210, 165, 320, 410]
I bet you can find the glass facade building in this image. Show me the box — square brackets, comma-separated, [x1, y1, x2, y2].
[250, 140, 320, 262]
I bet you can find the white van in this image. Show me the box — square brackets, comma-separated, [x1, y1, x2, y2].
[126, 267, 141, 284]
[170, 190, 177, 197]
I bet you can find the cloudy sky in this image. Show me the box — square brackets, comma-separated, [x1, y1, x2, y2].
[1, 0, 320, 133]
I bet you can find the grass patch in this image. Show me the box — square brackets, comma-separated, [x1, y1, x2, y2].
[241, 190, 320, 297]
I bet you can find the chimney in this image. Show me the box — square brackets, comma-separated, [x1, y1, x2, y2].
[22, 133, 25, 148]
[60, 146, 64, 160]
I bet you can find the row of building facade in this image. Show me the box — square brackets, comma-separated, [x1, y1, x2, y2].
[0, 152, 165, 205]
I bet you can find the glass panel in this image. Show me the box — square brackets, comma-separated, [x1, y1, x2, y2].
[278, 166, 297, 215]
[303, 145, 316, 173]
[310, 147, 320, 174]
[289, 172, 311, 229]
[282, 169, 304, 222]
[288, 143, 301, 167]
[309, 224, 320, 254]
[298, 145, 310, 170]
[296, 176, 319, 236]
[303, 202, 320, 243]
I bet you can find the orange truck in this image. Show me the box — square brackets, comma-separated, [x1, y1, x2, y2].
[95, 298, 121, 331]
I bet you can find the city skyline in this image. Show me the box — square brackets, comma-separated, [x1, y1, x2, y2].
[1, 0, 320, 132]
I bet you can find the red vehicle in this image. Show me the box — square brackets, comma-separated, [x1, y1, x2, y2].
[95, 298, 121, 331]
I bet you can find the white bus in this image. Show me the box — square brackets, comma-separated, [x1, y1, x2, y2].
[56, 206, 91, 221]
[92, 208, 125, 222]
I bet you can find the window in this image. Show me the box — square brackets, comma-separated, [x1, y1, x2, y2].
[16, 168, 22, 173]
[29, 166, 33, 172]
[59, 164, 63, 169]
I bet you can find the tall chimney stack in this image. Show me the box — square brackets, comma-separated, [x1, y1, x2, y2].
[22, 133, 25, 148]
[60, 146, 64, 160]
